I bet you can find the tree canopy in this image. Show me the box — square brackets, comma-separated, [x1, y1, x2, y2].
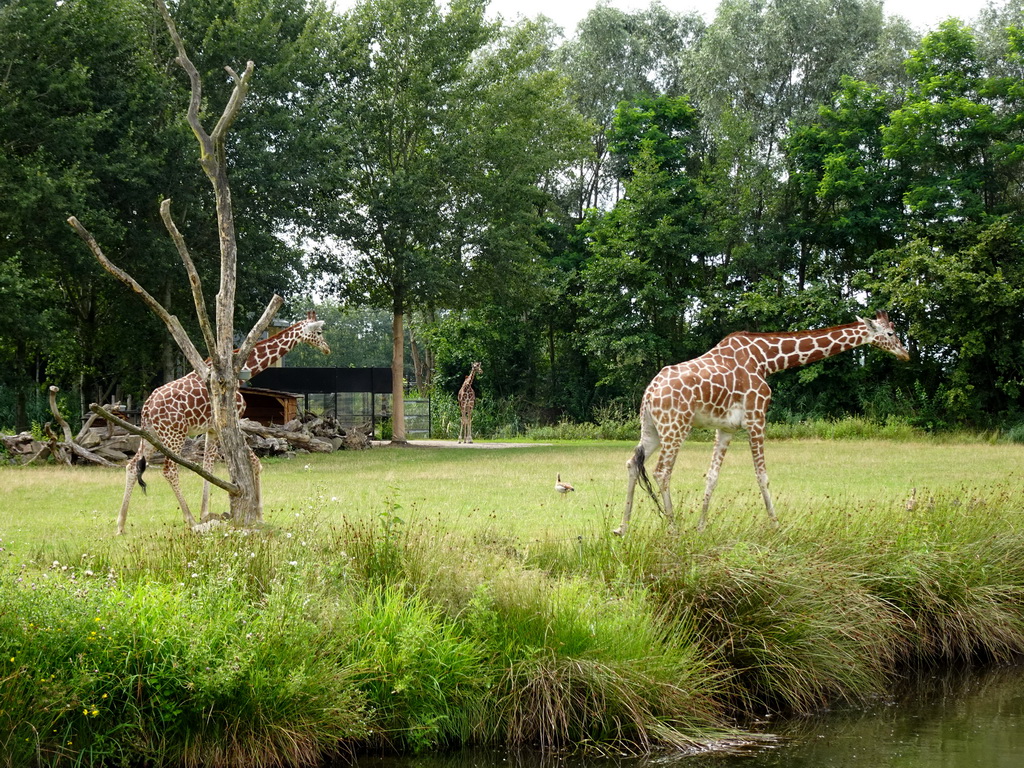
[2, 0, 1023, 432]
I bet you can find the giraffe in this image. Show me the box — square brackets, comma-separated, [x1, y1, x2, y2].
[116, 311, 330, 534]
[616, 311, 910, 535]
[458, 362, 482, 444]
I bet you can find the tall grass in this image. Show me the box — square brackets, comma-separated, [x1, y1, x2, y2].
[528, 488, 1024, 718]
[4, 442, 1024, 765]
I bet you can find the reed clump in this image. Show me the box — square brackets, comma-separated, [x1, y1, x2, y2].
[3, 486, 1024, 766]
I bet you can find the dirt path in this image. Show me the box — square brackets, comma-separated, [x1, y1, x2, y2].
[372, 439, 550, 449]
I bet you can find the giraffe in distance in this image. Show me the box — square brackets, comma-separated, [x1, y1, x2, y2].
[617, 311, 910, 535]
[458, 361, 482, 444]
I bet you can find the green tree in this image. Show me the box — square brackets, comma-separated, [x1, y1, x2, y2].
[0, 0, 176, 419]
[686, 0, 913, 294]
[785, 76, 906, 293]
[576, 95, 710, 397]
[869, 21, 1024, 424]
[884, 20, 1010, 241]
[0, 0, 332, 425]
[556, 3, 704, 217]
[167, 0, 336, 311]
[316, 0, 587, 440]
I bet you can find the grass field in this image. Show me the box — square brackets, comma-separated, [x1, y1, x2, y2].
[2, 438, 1020, 553]
[3, 437, 1024, 766]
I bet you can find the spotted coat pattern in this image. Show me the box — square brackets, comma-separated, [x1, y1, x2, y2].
[458, 362, 482, 444]
[116, 311, 331, 534]
[616, 312, 910, 535]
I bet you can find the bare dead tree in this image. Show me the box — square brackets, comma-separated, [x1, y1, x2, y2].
[67, 0, 281, 526]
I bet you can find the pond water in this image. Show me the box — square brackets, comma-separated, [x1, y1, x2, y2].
[353, 665, 1024, 768]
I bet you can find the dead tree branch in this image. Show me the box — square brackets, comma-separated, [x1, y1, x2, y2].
[90, 404, 240, 494]
[41, 387, 120, 467]
[48, 385, 75, 443]
[159, 198, 218, 358]
[65, 216, 209, 380]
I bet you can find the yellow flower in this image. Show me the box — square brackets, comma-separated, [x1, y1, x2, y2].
[91, 709, 99, 717]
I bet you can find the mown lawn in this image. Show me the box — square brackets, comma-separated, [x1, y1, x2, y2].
[2, 438, 1020, 556]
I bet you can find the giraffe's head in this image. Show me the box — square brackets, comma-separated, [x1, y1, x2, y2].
[857, 311, 910, 361]
[298, 310, 331, 356]
[471, 361, 482, 376]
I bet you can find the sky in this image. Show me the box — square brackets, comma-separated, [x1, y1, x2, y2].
[484, 0, 980, 35]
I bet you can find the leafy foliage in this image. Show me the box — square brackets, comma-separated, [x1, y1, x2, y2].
[2, 0, 1023, 432]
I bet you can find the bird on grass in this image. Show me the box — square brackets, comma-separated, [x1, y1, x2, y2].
[555, 474, 575, 494]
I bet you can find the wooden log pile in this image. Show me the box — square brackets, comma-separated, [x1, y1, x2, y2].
[1, 388, 372, 466]
[242, 411, 372, 457]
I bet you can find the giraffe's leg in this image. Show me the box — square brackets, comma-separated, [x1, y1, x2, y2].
[117, 443, 151, 535]
[162, 451, 197, 529]
[616, 405, 662, 535]
[697, 429, 733, 532]
[616, 428, 662, 536]
[619, 450, 640, 536]
[748, 427, 779, 528]
[466, 407, 473, 444]
[651, 427, 688, 530]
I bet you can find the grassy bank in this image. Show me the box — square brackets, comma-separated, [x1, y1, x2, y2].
[1, 441, 1023, 766]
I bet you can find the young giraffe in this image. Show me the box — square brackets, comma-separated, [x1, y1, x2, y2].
[457, 362, 482, 444]
[117, 311, 330, 534]
[617, 311, 910, 535]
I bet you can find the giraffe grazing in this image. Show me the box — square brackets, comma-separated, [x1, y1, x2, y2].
[458, 361, 482, 444]
[116, 311, 330, 534]
[616, 311, 909, 535]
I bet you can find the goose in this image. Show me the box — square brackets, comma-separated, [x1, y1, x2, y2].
[555, 474, 575, 493]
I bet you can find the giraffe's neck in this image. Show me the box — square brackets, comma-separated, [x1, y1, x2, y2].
[741, 323, 870, 376]
[242, 323, 305, 377]
[461, 372, 476, 396]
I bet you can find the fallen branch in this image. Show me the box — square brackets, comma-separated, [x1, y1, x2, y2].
[43, 423, 70, 465]
[48, 386, 75, 443]
[76, 405, 103, 443]
[240, 419, 334, 453]
[43, 387, 121, 468]
[89, 403, 240, 495]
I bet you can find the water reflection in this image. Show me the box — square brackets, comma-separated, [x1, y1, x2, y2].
[353, 665, 1024, 768]
[699, 665, 1024, 768]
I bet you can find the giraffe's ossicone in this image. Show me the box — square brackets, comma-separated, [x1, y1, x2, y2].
[617, 311, 910, 535]
[116, 311, 330, 534]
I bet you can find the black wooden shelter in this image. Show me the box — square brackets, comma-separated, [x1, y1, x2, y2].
[246, 367, 393, 434]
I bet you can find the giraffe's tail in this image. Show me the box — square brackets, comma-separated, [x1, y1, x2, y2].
[137, 455, 148, 495]
[632, 444, 660, 509]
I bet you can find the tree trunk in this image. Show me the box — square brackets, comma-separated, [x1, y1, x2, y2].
[391, 307, 407, 443]
[208, 135, 261, 524]
[208, 371, 260, 524]
[14, 341, 28, 433]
